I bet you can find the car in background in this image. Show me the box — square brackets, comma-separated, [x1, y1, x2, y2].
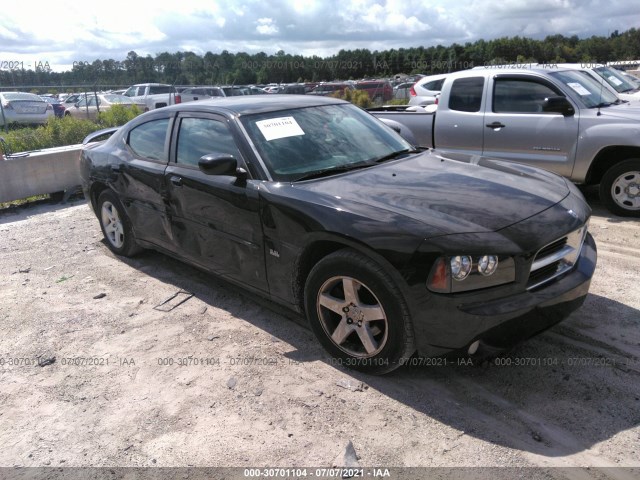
[67, 94, 144, 121]
[40, 96, 67, 118]
[225, 85, 268, 95]
[393, 82, 414, 100]
[618, 70, 640, 88]
[589, 65, 640, 101]
[280, 84, 307, 94]
[0, 92, 53, 126]
[181, 86, 268, 102]
[355, 80, 393, 102]
[61, 93, 94, 110]
[409, 74, 447, 106]
[180, 87, 226, 103]
[123, 83, 180, 111]
[308, 83, 354, 96]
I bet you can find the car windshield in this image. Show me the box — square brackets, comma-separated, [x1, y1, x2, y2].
[592, 66, 639, 94]
[315, 85, 343, 92]
[241, 103, 413, 182]
[104, 95, 133, 104]
[549, 70, 619, 107]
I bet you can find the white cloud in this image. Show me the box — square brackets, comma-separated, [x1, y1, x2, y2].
[256, 18, 279, 35]
[0, 0, 639, 72]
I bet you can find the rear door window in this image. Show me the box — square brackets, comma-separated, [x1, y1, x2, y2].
[128, 118, 170, 161]
[448, 77, 484, 112]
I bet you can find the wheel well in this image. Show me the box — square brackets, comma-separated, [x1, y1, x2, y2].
[292, 241, 352, 311]
[586, 146, 640, 185]
[89, 182, 109, 213]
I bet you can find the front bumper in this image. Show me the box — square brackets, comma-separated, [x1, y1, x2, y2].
[411, 232, 597, 357]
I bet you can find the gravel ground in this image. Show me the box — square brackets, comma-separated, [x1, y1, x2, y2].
[0, 190, 639, 479]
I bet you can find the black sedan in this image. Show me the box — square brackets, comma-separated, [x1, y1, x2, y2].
[80, 95, 596, 374]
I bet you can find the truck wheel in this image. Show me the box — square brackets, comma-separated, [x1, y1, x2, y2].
[97, 190, 142, 256]
[304, 249, 415, 374]
[599, 159, 640, 217]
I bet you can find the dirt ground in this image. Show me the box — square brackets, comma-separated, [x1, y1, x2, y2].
[0, 189, 639, 479]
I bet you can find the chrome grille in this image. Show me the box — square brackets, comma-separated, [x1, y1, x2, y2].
[527, 222, 589, 290]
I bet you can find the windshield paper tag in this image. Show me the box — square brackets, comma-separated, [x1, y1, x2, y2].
[567, 82, 592, 96]
[256, 117, 305, 141]
[608, 76, 623, 86]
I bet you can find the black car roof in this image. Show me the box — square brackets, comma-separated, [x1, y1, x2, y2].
[164, 94, 347, 116]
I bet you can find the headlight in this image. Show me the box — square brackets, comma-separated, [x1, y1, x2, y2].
[428, 255, 515, 293]
[477, 255, 498, 276]
[451, 255, 472, 280]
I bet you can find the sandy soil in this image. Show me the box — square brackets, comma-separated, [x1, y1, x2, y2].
[0, 191, 638, 478]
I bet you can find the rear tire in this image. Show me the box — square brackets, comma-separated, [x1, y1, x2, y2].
[97, 190, 142, 257]
[599, 159, 640, 217]
[304, 249, 415, 374]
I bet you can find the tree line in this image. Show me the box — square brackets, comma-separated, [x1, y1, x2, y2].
[2, 28, 639, 91]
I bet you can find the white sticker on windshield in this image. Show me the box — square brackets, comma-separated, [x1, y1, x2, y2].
[567, 82, 592, 96]
[256, 116, 305, 141]
[608, 76, 623, 86]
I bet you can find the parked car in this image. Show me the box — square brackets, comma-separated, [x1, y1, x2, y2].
[180, 87, 226, 103]
[355, 80, 393, 102]
[0, 92, 53, 126]
[393, 82, 415, 100]
[61, 93, 91, 110]
[40, 96, 67, 118]
[280, 84, 307, 95]
[587, 64, 640, 101]
[370, 65, 640, 217]
[220, 86, 259, 96]
[308, 83, 354, 96]
[123, 83, 181, 111]
[67, 94, 144, 121]
[618, 70, 640, 88]
[409, 74, 448, 106]
[80, 95, 596, 374]
[181, 86, 267, 102]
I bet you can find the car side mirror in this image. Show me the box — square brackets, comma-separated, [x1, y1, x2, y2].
[543, 96, 575, 116]
[198, 154, 239, 176]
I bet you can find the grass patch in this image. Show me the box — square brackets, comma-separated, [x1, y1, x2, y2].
[1, 104, 141, 154]
[0, 194, 50, 210]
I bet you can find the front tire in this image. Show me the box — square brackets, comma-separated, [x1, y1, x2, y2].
[600, 159, 640, 217]
[304, 249, 415, 374]
[97, 190, 142, 257]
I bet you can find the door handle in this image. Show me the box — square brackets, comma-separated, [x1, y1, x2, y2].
[486, 122, 506, 129]
[170, 175, 183, 186]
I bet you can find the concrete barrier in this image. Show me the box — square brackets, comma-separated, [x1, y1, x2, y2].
[0, 144, 82, 203]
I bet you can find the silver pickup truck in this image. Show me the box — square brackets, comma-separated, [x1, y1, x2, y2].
[123, 83, 180, 111]
[370, 66, 640, 217]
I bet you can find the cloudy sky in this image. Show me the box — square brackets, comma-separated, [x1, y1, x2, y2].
[1, 0, 640, 72]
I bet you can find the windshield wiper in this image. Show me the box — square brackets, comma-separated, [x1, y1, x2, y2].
[371, 148, 421, 163]
[293, 149, 422, 181]
[589, 101, 614, 108]
[293, 161, 375, 181]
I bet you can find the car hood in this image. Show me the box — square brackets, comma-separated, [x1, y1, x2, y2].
[597, 102, 640, 120]
[292, 150, 570, 237]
